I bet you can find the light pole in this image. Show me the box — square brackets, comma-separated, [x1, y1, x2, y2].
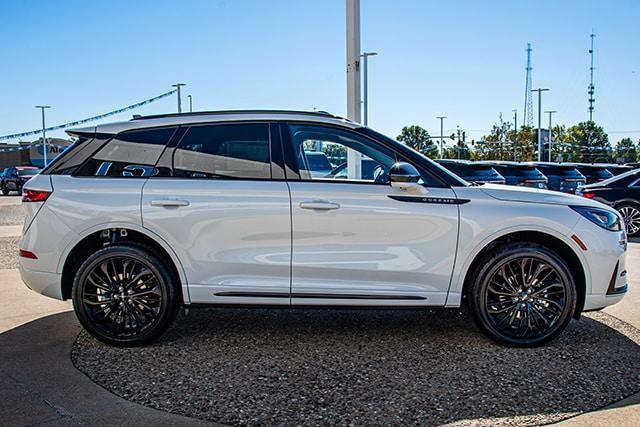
[360, 51, 377, 126]
[35, 106, 51, 167]
[512, 109, 518, 161]
[346, 0, 361, 179]
[172, 83, 186, 113]
[532, 88, 549, 161]
[436, 116, 447, 158]
[545, 110, 557, 162]
[188, 95, 193, 113]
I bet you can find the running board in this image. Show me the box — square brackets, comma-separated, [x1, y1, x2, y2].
[214, 291, 426, 301]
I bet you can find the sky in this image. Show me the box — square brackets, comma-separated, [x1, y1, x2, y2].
[1, 0, 639, 145]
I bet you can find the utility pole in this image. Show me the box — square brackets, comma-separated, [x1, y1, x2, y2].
[545, 110, 557, 162]
[512, 109, 518, 161]
[361, 51, 377, 126]
[436, 116, 447, 158]
[456, 125, 461, 160]
[35, 106, 51, 167]
[532, 88, 549, 161]
[346, 0, 362, 179]
[187, 95, 193, 113]
[172, 83, 186, 113]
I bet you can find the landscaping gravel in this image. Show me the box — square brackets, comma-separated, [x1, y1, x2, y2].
[0, 237, 19, 269]
[0, 204, 24, 226]
[72, 308, 640, 426]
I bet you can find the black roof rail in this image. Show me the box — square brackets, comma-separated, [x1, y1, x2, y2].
[130, 109, 348, 121]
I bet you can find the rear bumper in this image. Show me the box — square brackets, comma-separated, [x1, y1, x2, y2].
[19, 265, 64, 300]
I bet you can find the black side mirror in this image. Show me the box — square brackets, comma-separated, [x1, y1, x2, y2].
[389, 162, 425, 193]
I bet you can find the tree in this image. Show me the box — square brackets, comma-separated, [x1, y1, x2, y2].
[480, 114, 514, 161]
[614, 138, 639, 164]
[562, 121, 611, 163]
[397, 125, 438, 158]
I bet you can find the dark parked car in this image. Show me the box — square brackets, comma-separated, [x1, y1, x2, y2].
[568, 163, 614, 184]
[1, 166, 41, 195]
[604, 164, 633, 176]
[480, 161, 548, 189]
[303, 151, 334, 178]
[625, 162, 640, 169]
[578, 168, 640, 237]
[529, 162, 586, 193]
[0, 168, 10, 194]
[435, 159, 505, 184]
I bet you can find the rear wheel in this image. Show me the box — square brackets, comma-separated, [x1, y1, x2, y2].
[618, 204, 640, 237]
[72, 245, 178, 346]
[468, 242, 576, 347]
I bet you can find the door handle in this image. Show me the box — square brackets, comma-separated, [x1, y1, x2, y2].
[299, 200, 340, 210]
[150, 199, 190, 207]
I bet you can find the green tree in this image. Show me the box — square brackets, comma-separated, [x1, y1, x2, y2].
[481, 114, 514, 161]
[614, 137, 638, 163]
[562, 121, 611, 163]
[397, 125, 438, 158]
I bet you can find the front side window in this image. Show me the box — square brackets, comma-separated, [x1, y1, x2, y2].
[75, 127, 176, 177]
[173, 124, 271, 179]
[288, 124, 396, 183]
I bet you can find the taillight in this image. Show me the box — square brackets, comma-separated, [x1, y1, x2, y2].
[582, 192, 595, 199]
[22, 189, 51, 203]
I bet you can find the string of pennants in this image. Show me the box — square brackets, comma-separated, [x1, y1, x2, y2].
[0, 89, 177, 142]
[0, 144, 69, 153]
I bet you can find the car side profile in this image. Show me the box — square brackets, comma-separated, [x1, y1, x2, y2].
[19, 111, 628, 347]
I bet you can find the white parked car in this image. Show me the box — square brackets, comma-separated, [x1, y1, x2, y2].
[19, 111, 628, 346]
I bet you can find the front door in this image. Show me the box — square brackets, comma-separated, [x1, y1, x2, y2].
[141, 122, 292, 305]
[283, 123, 459, 306]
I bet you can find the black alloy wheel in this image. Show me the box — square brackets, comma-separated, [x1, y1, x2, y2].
[469, 243, 576, 347]
[618, 204, 640, 237]
[72, 245, 178, 346]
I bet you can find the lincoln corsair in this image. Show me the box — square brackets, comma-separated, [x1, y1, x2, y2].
[19, 111, 628, 347]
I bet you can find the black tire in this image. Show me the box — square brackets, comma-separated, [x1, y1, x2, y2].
[468, 242, 576, 347]
[1, 187, 8, 196]
[72, 245, 178, 346]
[617, 203, 640, 237]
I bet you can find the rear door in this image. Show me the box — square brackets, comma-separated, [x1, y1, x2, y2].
[141, 122, 292, 305]
[283, 123, 459, 306]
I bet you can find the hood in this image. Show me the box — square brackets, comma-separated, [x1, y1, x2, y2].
[479, 183, 606, 209]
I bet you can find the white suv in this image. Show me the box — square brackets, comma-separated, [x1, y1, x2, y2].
[19, 111, 628, 346]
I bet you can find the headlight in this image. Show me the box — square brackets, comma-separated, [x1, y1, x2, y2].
[570, 206, 622, 232]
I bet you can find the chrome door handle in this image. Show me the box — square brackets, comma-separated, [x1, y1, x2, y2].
[150, 199, 190, 207]
[299, 200, 340, 210]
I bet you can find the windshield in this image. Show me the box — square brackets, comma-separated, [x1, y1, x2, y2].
[597, 169, 640, 186]
[17, 168, 41, 176]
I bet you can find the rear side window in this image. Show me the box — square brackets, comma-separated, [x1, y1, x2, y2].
[173, 124, 271, 179]
[75, 127, 176, 177]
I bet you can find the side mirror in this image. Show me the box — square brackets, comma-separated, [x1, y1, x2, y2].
[389, 162, 426, 194]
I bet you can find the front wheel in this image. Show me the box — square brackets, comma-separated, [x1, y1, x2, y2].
[618, 204, 640, 237]
[72, 245, 178, 346]
[468, 243, 576, 347]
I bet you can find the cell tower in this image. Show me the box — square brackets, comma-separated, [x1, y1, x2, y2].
[523, 43, 534, 127]
[588, 32, 595, 122]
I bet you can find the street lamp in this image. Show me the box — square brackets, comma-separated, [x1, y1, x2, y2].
[531, 88, 549, 161]
[436, 116, 447, 158]
[172, 83, 186, 113]
[544, 110, 557, 162]
[360, 51, 377, 126]
[35, 106, 51, 167]
[187, 95, 193, 113]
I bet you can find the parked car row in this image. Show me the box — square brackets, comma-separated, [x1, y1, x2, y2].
[434, 160, 636, 192]
[0, 166, 41, 195]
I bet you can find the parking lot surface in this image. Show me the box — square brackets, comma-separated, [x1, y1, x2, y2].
[1, 194, 639, 426]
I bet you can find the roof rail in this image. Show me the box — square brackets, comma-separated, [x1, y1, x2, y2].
[130, 109, 346, 121]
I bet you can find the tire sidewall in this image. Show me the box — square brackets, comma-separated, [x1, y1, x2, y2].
[72, 245, 178, 346]
[469, 243, 577, 347]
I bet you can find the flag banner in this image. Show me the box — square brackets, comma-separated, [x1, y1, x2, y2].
[0, 89, 176, 142]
